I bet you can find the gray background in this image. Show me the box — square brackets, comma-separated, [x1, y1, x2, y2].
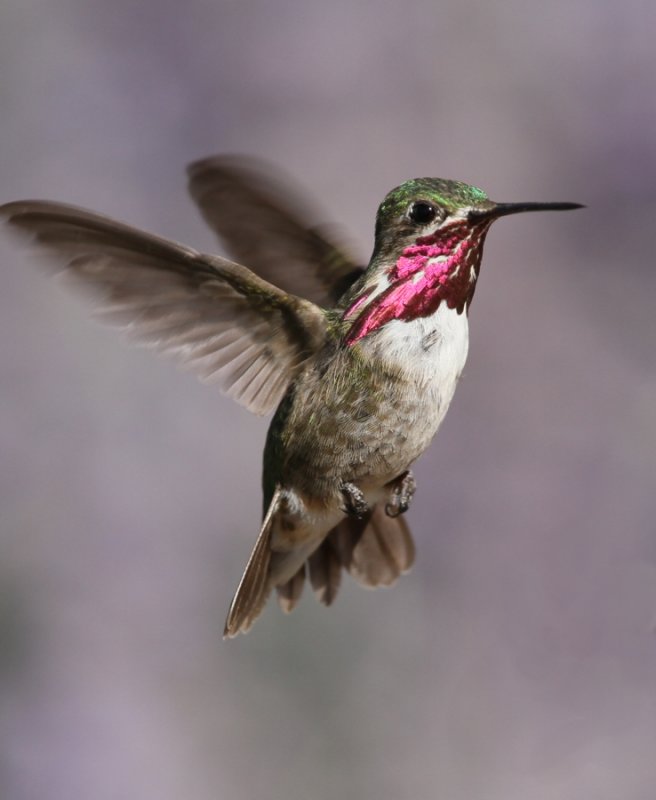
[1, 1, 655, 798]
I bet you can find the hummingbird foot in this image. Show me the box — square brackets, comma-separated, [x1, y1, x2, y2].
[385, 470, 416, 518]
[340, 482, 370, 518]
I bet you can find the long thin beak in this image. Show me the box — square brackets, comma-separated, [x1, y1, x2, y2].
[469, 201, 584, 223]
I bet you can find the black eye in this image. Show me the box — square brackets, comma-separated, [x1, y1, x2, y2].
[408, 201, 437, 225]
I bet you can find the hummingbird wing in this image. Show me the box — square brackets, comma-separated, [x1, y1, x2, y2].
[1, 200, 328, 416]
[187, 156, 365, 306]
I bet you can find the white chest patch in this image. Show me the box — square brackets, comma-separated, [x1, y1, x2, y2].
[358, 304, 470, 474]
[370, 304, 469, 393]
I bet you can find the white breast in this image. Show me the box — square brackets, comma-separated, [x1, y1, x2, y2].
[370, 303, 469, 394]
[359, 302, 469, 470]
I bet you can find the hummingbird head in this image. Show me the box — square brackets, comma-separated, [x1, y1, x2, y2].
[342, 178, 582, 345]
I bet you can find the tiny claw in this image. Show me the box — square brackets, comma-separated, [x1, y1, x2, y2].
[340, 481, 370, 518]
[385, 470, 417, 518]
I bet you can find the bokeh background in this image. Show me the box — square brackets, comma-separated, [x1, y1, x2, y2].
[1, 1, 655, 798]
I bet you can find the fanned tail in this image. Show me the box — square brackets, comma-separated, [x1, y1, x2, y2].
[275, 503, 415, 612]
[225, 499, 416, 638]
[329, 503, 415, 588]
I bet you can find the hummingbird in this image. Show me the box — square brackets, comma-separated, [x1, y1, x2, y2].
[0, 157, 582, 637]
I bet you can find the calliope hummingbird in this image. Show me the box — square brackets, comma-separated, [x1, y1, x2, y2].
[0, 157, 582, 636]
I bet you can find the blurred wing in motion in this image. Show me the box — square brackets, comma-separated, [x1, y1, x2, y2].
[187, 155, 365, 306]
[0, 200, 328, 416]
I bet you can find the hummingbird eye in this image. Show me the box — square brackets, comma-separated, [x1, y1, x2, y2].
[407, 201, 438, 225]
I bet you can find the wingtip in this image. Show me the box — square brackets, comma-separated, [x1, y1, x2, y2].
[0, 200, 57, 236]
[186, 155, 218, 178]
[0, 199, 95, 225]
[0, 199, 34, 221]
[186, 154, 246, 179]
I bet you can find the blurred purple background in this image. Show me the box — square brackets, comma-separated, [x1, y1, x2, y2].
[1, 2, 655, 798]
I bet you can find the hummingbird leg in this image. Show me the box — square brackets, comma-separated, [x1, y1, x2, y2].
[340, 482, 370, 518]
[385, 470, 416, 518]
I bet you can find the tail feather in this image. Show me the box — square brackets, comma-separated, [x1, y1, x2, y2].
[276, 564, 306, 613]
[223, 488, 280, 638]
[338, 503, 415, 587]
[224, 496, 416, 637]
[308, 538, 342, 606]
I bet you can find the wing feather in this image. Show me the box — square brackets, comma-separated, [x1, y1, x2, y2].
[187, 155, 364, 305]
[1, 200, 327, 416]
